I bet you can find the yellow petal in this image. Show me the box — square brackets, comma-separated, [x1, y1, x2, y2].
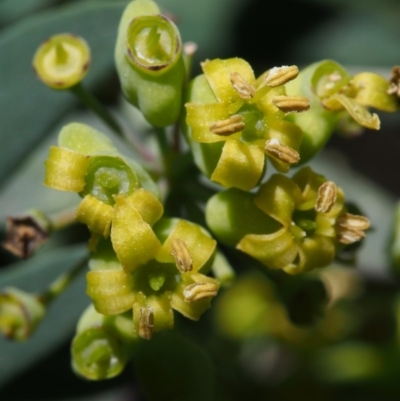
[44, 146, 89, 192]
[76, 195, 113, 237]
[211, 139, 265, 190]
[111, 196, 161, 272]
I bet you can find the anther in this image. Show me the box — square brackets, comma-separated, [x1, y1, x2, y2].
[209, 114, 245, 136]
[336, 213, 370, 245]
[265, 138, 300, 164]
[387, 66, 400, 98]
[230, 72, 256, 99]
[265, 65, 299, 87]
[139, 306, 154, 340]
[183, 282, 218, 302]
[171, 239, 193, 273]
[272, 96, 310, 113]
[315, 181, 338, 213]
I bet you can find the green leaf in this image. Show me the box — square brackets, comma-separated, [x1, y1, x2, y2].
[0, 244, 88, 388]
[133, 330, 216, 401]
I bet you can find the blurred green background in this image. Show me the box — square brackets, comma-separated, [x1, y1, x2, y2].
[1, 0, 400, 400]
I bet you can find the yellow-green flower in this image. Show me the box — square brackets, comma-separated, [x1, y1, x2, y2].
[44, 122, 160, 239]
[86, 218, 219, 339]
[185, 58, 309, 190]
[206, 167, 370, 274]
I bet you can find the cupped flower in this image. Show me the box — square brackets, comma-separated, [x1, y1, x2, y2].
[72, 304, 135, 380]
[0, 287, 46, 341]
[86, 218, 219, 340]
[32, 33, 90, 90]
[44, 122, 160, 238]
[185, 58, 309, 190]
[115, 0, 186, 127]
[285, 60, 399, 162]
[206, 167, 370, 274]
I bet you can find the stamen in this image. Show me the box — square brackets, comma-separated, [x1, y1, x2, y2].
[170, 239, 193, 273]
[183, 282, 218, 302]
[139, 306, 154, 340]
[230, 72, 256, 99]
[209, 114, 244, 136]
[315, 181, 338, 213]
[265, 65, 299, 87]
[336, 213, 370, 244]
[272, 95, 310, 113]
[265, 138, 300, 164]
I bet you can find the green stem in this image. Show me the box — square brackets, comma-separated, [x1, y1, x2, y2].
[48, 207, 77, 231]
[71, 83, 123, 137]
[39, 257, 88, 305]
[154, 127, 171, 177]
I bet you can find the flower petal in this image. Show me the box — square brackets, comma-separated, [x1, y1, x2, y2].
[211, 139, 265, 190]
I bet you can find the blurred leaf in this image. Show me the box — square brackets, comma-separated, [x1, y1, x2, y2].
[0, 0, 55, 26]
[133, 331, 216, 401]
[0, 1, 126, 188]
[0, 244, 88, 388]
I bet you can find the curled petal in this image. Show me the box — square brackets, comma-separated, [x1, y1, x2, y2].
[111, 197, 162, 271]
[237, 228, 298, 269]
[202, 58, 255, 105]
[156, 219, 216, 273]
[186, 102, 232, 143]
[44, 146, 89, 192]
[323, 94, 380, 130]
[123, 188, 163, 226]
[211, 139, 265, 190]
[283, 235, 335, 275]
[76, 195, 113, 237]
[254, 174, 302, 227]
[86, 269, 136, 315]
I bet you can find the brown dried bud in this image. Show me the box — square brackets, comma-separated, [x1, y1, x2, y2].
[139, 306, 154, 340]
[265, 65, 299, 87]
[272, 95, 310, 113]
[336, 213, 370, 244]
[2, 213, 50, 259]
[171, 239, 193, 273]
[387, 66, 400, 98]
[315, 181, 338, 213]
[230, 72, 256, 99]
[209, 114, 245, 136]
[265, 138, 300, 164]
[183, 282, 218, 302]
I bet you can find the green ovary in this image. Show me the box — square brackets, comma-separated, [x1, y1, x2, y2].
[237, 104, 265, 142]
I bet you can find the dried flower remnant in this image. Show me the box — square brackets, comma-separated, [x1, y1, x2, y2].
[2, 214, 50, 259]
[387, 66, 400, 98]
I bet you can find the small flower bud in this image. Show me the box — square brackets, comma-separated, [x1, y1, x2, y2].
[315, 181, 338, 213]
[0, 288, 45, 341]
[2, 211, 50, 259]
[32, 33, 90, 89]
[183, 282, 219, 302]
